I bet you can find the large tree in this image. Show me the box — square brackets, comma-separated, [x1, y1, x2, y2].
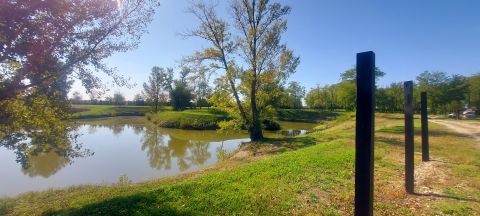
[185, 0, 299, 140]
[0, 0, 160, 166]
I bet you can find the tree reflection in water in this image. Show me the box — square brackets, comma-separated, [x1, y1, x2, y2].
[0, 123, 92, 177]
[140, 126, 212, 171]
[0, 118, 240, 178]
[84, 119, 214, 171]
[22, 151, 69, 178]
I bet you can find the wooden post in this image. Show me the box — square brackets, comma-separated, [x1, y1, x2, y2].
[421, 92, 429, 161]
[404, 81, 414, 193]
[355, 51, 375, 216]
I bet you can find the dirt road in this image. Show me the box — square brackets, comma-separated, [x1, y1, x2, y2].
[430, 119, 480, 146]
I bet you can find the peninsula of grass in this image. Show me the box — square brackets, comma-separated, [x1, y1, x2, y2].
[146, 108, 229, 130]
[276, 109, 344, 122]
[2, 113, 479, 215]
[70, 105, 151, 119]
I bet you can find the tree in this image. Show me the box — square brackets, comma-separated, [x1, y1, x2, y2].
[416, 71, 468, 114]
[143, 67, 173, 112]
[170, 80, 193, 111]
[340, 67, 386, 82]
[467, 73, 480, 112]
[280, 81, 305, 108]
[71, 91, 82, 104]
[306, 84, 338, 110]
[377, 82, 404, 112]
[185, 0, 299, 141]
[112, 92, 126, 105]
[190, 66, 213, 108]
[0, 0, 160, 165]
[133, 93, 145, 106]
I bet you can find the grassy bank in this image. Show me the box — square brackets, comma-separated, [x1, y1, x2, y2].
[276, 109, 344, 122]
[2, 113, 479, 215]
[71, 105, 151, 119]
[146, 108, 229, 130]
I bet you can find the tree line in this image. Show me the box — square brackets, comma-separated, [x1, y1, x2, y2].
[305, 69, 480, 115]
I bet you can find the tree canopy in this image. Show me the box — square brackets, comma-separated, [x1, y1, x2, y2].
[185, 0, 299, 140]
[0, 0, 160, 167]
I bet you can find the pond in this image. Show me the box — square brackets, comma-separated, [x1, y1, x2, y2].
[0, 117, 316, 197]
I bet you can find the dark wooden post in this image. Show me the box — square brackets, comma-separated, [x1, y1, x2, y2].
[355, 51, 375, 216]
[404, 81, 414, 193]
[421, 92, 429, 161]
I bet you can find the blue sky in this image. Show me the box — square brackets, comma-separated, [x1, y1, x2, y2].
[71, 0, 480, 100]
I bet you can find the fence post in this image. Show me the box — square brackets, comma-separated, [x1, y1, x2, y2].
[421, 92, 429, 161]
[404, 81, 414, 193]
[355, 51, 375, 216]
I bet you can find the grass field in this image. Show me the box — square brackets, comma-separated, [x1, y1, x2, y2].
[71, 105, 151, 119]
[146, 108, 229, 130]
[1, 113, 479, 215]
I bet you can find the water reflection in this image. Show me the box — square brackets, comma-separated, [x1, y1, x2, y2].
[279, 129, 308, 137]
[22, 151, 69, 178]
[0, 117, 315, 197]
[0, 123, 91, 175]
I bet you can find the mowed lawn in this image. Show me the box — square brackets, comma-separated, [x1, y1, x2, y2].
[70, 105, 152, 119]
[1, 113, 479, 215]
[146, 108, 229, 130]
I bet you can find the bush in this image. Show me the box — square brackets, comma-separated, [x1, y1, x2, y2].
[262, 119, 281, 131]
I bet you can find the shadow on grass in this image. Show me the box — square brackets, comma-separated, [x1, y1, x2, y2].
[41, 189, 194, 216]
[376, 136, 404, 146]
[413, 192, 480, 203]
[377, 126, 471, 138]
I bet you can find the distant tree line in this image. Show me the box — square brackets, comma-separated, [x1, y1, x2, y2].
[305, 69, 480, 115]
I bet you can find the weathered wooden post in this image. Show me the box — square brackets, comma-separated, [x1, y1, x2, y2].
[421, 92, 429, 161]
[355, 51, 375, 216]
[404, 81, 414, 193]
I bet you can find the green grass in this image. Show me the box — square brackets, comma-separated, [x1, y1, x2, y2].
[1, 113, 479, 215]
[276, 109, 345, 122]
[146, 108, 229, 130]
[71, 105, 151, 119]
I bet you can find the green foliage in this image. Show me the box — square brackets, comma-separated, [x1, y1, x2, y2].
[262, 119, 281, 131]
[0, 93, 91, 170]
[143, 67, 173, 112]
[185, 0, 299, 140]
[417, 71, 469, 114]
[170, 81, 193, 111]
[376, 82, 404, 112]
[118, 175, 132, 186]
[279, 81, 306, 109]
[468, 73, 480, 112]
[0, 0, 160, 168]
[340, 67, 385, 82]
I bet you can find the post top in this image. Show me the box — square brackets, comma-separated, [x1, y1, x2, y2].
[357, 51, 375, 56]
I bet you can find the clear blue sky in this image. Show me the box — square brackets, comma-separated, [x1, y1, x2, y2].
[71, 0, 480, 100]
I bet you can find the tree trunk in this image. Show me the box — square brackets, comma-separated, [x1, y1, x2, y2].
[249, 77, 263, 141]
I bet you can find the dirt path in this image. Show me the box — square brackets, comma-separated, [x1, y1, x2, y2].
[430, 119, 480, 146]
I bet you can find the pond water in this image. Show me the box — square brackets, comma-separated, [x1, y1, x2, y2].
[0, 117, 315, 197]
